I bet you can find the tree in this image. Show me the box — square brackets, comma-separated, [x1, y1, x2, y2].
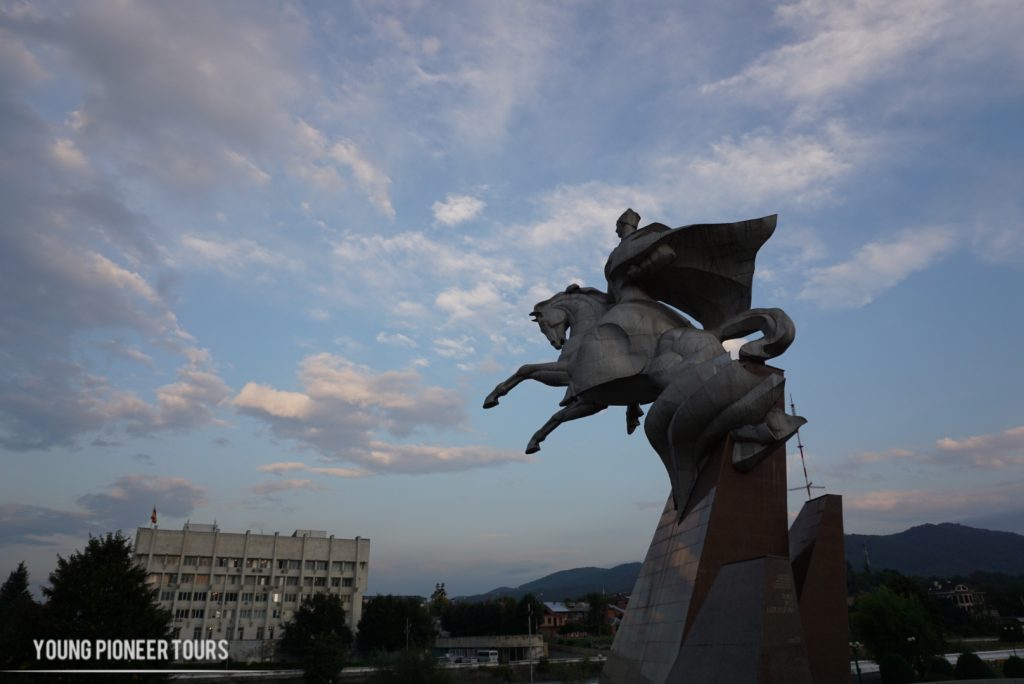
[43, 533, 171, 669]
[850, 586, 942, 666]
[878, 653, 915, 684]
[280, 593, 354, 683]
[0, 562, 41, 670]
[1003, 655, 1024, 678]
[358, 595, 433, 654]
[954, 652, 994, 679]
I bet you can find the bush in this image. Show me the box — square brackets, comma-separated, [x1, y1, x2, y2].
[921, 655, 954, 681]
[954, 652, 994, 679]
[1004, 655, 1024, 678]
[879, 652, 916, 684]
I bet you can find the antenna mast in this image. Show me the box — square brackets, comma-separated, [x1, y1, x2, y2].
[788, 394, 823, 501]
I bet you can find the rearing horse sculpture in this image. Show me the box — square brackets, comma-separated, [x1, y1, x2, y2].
[484, 211, 805, 515]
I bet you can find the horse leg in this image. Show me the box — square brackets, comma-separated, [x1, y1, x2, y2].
[483, 361, 570, 408]
[525, 401, 606, 454]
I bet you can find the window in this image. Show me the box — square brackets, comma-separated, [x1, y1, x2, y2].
[286, 576, 299, 586]
[331, 561, 342, 572]
[302, 577, 313, 587]
[224, 592, 238, 602]
[240, 609, 252, 618]
[288, 559, 300, 569]
[342, 562, 354, 573]
[195, 575, 209, 586]
[160, 591, 174, 601]
[210, 591, 222, 602]
[183, 556, 198, 566]
[164, 574, 178, 584]
[359, 562, 367, 571]
[256, 627, 264, 640]
[241, 592, 254, 602]
[244, 575, 256, 585]
[224, 609, 234, 620]
[146, 573, 160, 585]
[314, 577, 326, 587]
[342, 578, 353, 588]
[268, 627, 274, 639]
[254, 609, 266, 619]
[192, 627, 202, 639]
[237, 628, 244, 640]
[258, 558, 271, 569]
[316, 560, 328, 571]
[274, 576, 285, 587]
[212, 609, 221, 619]
[178, 591, 192, 601]
[227, 575, 239, 585]
[174, 609, 188, 619]
[190, 608, 204, 619]
[271, 593, 281, 604]
[256, 576, 268, 586]
[193, 592, 207, 602]
[272, 609, 280, 619]
[180, 574, 195, 584]
[330, 577, 340, 587]
[198, 556, 212, 567]
[285, 593, 297, 603]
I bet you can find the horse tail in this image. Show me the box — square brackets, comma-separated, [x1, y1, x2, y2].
[709, 308, 795, 362]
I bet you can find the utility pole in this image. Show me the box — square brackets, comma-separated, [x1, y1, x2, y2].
[405, 617, 410, 650]
[527, 602, 534, 683]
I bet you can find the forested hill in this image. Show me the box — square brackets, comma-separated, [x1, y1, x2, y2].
[462, 524, 1024, 601]
[461, 563, 642, 602]
[846, 523, 1024, 577]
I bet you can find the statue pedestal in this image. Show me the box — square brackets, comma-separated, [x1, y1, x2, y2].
[601, 434, 846, 683]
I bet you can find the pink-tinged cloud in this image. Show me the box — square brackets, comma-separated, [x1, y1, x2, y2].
[257, 461, 309, 474]
[249, 479, 324, 496]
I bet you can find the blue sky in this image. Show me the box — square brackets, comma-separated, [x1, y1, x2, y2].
[2, 0, 1023, 597]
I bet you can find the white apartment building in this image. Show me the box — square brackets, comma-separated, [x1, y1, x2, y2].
[134, 523, 369, 661]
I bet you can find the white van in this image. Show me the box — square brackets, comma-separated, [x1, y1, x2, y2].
[476, 649, 499, 664]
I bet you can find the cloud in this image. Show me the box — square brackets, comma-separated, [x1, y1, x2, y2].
[233, 353, 525, 474]
[847, 480, 1024, 520]
[249, 479, 325, 497]
[77, 475, 206, 526]
[0, 475, 205, 547]
[257, 461, 309, 474]
[433, 336, 476, 359]
[181, 235, 303, 276]
[702, 0, 1023, 111]
[376, 331, 418, 348]
[829, 426, 1024, 476]
[433, 194, 485, 226]
[934, 425, 1024, 469]
[329, 139, 395, 219]
[686, 122, 869, 205]
[799, 226, 956, 308]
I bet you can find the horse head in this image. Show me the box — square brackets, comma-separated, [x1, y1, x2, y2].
[531, 284, 610, 350]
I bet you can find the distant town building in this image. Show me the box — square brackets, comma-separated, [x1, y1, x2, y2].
[134, 523, 369, 662]
[928, 581, 986, 614]
[540, 601, 589, 638]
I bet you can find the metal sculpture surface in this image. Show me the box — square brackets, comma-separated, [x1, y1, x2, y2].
[485, 209, 804, 514]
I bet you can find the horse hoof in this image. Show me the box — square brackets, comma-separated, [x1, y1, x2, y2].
[483, 398, 498, 409]
[525, 442, 541, 454]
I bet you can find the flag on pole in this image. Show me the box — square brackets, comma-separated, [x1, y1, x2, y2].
[151, 506, 158, 525]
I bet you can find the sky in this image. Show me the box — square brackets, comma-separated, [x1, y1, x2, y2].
[1, 0, 1023, 598]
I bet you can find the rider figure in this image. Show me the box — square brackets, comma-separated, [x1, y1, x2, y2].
[604, 209, 677, 434]
[605, 208, 677, 304]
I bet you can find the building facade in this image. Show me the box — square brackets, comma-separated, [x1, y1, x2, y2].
[134, 523, 369, 661]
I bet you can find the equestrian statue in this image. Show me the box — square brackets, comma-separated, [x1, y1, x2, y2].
[484, 209, 805, 516]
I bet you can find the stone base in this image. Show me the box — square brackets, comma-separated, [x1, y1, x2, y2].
[668, 556, 812, 683]
[789, 495, 849, 684]
[601, 438, 848, 683]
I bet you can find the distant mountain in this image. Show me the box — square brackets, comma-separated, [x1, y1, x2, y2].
[461, 563, 642, 602]
[846, 523, 1024, 577]
[462, 523, 1024, 602]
